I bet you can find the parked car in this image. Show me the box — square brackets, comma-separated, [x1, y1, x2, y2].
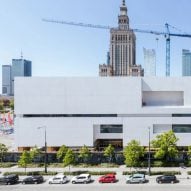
[156, 175, 177, 184]
[126, 173, 147, 184]
[0, 174, 19, 185]
[98, 174, 116, 183]
[48, 175, 68, 184]
[71, 174, 91, 184]
[22, 175, 44, 184]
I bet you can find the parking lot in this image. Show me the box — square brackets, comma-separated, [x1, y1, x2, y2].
[1, 178, 191, 191]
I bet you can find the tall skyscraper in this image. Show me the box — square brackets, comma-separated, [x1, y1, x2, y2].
[2, 56, 32, 95]
[11, 58, 32, 95]
[99, 0, 143, 77]
[143, 48, 156, 76]
[182, 49, 191, 76]
[2, 65, 12, 95]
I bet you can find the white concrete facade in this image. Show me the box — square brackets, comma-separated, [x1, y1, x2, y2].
[14, 77, 191, 149]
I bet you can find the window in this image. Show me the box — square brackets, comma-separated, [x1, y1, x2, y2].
[172, 125, 191, 133]
[100, 125, 123, 133]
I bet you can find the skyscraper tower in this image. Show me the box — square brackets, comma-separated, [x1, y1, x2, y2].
[99, 0, 143, 77]
[143, 48, 156, 76]
[11, 56, 32, 95]
[2, 65, 12, 95]
[182, 49, 191, 76]
[110, 0, 136, 76]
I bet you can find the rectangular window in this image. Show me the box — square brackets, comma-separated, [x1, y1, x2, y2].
[172, 125, 191, 133]
[142, 91, 184, 106]
[100, 125, 123, 133]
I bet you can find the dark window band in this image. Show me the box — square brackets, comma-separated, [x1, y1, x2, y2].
[172, 114, 191, 117]
[23, 114, 117, 118]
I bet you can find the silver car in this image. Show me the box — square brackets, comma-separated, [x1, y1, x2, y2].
[126, 173, 147, 184]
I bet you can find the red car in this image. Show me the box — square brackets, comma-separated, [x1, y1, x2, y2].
[98, 174, 116, 183]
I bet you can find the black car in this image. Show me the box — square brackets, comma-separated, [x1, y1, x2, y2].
[0, 174, 19, 185]
[22, 175, 44, 184]
[156, 175, 177, 184]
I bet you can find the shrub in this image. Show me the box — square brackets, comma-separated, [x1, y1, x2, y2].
[122, 171, 181, 176]
[3, 171, 58, 176]
[64, 170, 116, 176]
[0, 163, 17, 168]
[152, 161, 164, 167]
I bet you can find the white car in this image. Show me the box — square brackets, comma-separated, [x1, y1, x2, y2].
[71, 174, 91, 184]
[48, 175, 68, 184]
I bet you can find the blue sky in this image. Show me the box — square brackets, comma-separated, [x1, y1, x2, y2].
[0, 0, 191, 93]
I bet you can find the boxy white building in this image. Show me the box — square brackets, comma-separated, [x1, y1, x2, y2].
[14, 77, 191, 151]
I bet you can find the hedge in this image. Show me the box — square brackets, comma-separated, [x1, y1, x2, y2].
[122, 171, 181, 176]
[3, 171, 58, 176]
[64, 170, 116, 176]
[0, 163, 17, 168]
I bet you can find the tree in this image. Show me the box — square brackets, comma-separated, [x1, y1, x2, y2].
[0, 143, 8, 163]
[151, 130, 179, 162]
[123, 140, 144, 169]
[0, 100, 4, 111]
[104, 144, 115, 163]
[18, 151, 32, 173]
[57, 145, 68, 162]
[9, 99, 14, 111]
[30, 146, 42, 163]
[79, 145, 91, 164]
[63, 149, 75, 173]
[188, 146, 191, 159]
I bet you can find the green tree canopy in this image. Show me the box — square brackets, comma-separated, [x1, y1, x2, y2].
[30, 146, 42, 162]
[63, 149, 75, 173]
[123, 140, 144, 168]
[9, 99, 14, 110]
[0, 100, 4, 111]
[104, 144, 115, 163]
[79, 145, 91, 163]
[188, 145, 191, 159]
[18, 151, 32, 173]
[0, 143, 8, 163]
[57, 145, 68, 162]
[151, 130, 179, 161]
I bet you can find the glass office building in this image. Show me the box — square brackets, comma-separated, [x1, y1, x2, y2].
[182, 49, 191, 76]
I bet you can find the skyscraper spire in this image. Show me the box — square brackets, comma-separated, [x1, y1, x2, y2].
[21, 50, 23, 59]
[122, 0, 126, 6]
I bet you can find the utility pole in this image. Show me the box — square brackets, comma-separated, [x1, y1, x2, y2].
[148, 127, 151, 176]
[38, 126, 47, 173]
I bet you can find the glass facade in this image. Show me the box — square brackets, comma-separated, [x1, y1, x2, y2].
[173, 125, 191, 133]
[2, 65, 12, 95]
[11, 59, 32, 95]
[143, 48, 156, 76]
[182, 49, 191, 76]
[100, 124, 123, 133]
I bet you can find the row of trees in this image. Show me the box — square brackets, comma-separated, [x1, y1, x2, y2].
[2, 130, 191, 172]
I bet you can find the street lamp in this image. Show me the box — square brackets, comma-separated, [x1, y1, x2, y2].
[148, 126, 151, 176]
[37, 126, 47, 173]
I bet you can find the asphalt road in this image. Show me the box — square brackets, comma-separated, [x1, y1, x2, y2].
[1, 176, 191, 191]
[1, 184, 191, 191]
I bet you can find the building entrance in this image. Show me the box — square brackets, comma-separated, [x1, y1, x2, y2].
[94, 139, 123, 151]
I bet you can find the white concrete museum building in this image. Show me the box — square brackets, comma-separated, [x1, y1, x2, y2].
[15, 77, 191, 151]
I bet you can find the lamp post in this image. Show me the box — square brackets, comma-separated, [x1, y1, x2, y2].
[148, 126, 151, 176]
[38, 126, 47, 173]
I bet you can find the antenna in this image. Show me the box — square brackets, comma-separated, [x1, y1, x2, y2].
[21, 50, 23, 59]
